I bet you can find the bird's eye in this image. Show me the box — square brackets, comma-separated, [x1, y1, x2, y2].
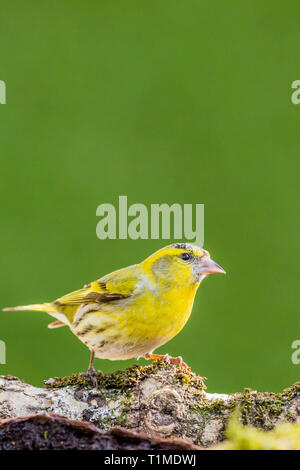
[180, 252, 191, 261]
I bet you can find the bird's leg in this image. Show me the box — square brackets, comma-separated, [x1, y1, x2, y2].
[87, 349, 96, 375]
[144, 353, 189, 369]
[79, 350, 103, 385]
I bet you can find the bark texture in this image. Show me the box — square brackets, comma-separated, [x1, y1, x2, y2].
[0, 414, 200, 450]
[0, 361, 299, 448]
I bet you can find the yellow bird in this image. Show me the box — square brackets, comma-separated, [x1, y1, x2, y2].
[3, 243, 225, 375]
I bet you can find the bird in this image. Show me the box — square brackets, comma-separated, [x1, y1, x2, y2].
[3, 243, 225, 375]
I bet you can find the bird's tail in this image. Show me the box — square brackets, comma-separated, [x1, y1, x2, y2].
[3, 302, 69, 328]
[3, 302, 54, 313]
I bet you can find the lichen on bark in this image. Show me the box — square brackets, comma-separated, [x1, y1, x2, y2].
[0, 361, 299, 448]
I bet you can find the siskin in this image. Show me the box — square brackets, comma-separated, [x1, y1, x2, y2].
[3, 243, 225, 374]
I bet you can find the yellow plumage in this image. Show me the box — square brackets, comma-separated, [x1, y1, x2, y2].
[3, 243, 225, 372]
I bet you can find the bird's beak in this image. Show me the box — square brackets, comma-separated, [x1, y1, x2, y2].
[200, 257, 226, 275]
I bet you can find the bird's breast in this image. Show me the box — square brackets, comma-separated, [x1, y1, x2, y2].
[70, 282, 198, 361]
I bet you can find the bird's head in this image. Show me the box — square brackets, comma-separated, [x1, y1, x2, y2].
[141, 243, 225, 287]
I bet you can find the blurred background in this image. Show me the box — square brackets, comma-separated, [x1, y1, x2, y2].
[0, 1, 299, 393]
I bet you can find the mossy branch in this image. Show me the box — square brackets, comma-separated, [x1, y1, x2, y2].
[0, 361, 299, 448]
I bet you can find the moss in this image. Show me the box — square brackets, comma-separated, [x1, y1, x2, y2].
[227, 387, 290, 427]
[211, 382, 300, 429]
[178, 373, 191, 384]
[188, 381, 300, 433]
[175, 368, 206, 389]
[98, 413, 114, 429]
[187, 396, 234, 440]
[189, 398, 229, 414]
[44, 359, 206, 391]
[220, 412, 300, 450]
[97, 392, 131, 430]
[44, 374, 94, 388]
[282, 381, 300, 400]
[44, 362, 160, 389]
[117, 407, 129, 426]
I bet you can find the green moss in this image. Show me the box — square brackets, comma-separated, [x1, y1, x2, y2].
[98, 413, 114, 429]
[44, 362, 159, 389]
[44, 374, 93, 388]
[44, 360, 206, 391]
[117, 407, 129, 426]
[188, 381, 300, 434]
[220, 412, 300, 450]
[228, 386, 294, 426]
[175, 368, 206, 389]
[97, 392, 131, 429]
[189, 398, 229, 414]
[282, 381, 300, 400]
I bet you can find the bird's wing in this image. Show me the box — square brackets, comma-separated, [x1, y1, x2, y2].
[53, 265, 140, 321]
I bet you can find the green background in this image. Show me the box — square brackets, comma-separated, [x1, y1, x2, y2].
[0, 1, 299, 393]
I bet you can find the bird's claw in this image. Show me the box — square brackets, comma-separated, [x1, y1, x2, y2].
[79, 368, 103, 387]
[144, 353, 189, 369]
[165, 354, 189, 369]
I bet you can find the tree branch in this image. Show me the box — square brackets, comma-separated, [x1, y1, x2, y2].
[0, 362, 299, 448]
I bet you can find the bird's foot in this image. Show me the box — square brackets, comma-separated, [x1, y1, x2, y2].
[79, 367, 104, 387]
[144, 353, 189, 369]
